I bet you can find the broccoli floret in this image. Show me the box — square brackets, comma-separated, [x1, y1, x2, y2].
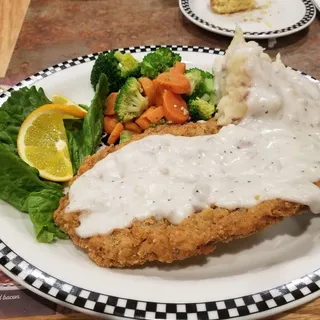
[114, 51, 141, 78]
[188, 72, 216, 121]
[115, 77, 148, 122]
[90, 51, 141, 92]
[197, 73, 215, 105]
[140, 47, 182, 79]
[189, 97, 216, 121]
[185, 68, 205, 96]
[203, 72, 215, 98]
[91, 52, 122, 92]
[119, 130, 133, 144]
[184, 69, 215, 106]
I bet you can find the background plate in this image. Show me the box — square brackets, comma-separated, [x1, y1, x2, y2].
[179, 0, 316, 39]
[0, 46, 320, 320]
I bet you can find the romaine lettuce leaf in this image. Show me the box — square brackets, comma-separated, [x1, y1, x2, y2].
[66, 73, 109, 174]
[0, 87, 51, 153]
[27, 189, 68, 242]
[0, 145, 67, 242]
[0, 87, 66, 243]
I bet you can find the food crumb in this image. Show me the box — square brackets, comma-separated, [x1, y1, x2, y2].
[181, 107, 189, 116]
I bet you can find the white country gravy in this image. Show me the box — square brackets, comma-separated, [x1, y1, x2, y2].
[66, 40, 320, 238]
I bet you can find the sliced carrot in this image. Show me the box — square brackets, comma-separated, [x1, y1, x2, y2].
[104, 92, 118, 116]
[103, 116, 119, 134]
[140, 106, 156, 117]
[135, 116, 151, 130]
[142, 106, 164, 123]
[174, 62, 186, 74]
[169, 62, 186, 74]
[124, 121, 143, 134]
[153, 79, 166, 106]
[156, 72, 191, 94]
[138, 77, 156, 106]
[162, 90, 189, 124]
[107, 123, 124, 145]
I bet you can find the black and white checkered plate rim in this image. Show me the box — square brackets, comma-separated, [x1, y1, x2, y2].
[0, 45, 319, 320]
[1, 238, 320, 320]
[0, 44, 316, 101]
[179, 0, 316, 38]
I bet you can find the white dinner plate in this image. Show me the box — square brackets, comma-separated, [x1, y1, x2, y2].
[0, 46, 320, 320]
[179, 0, 316, 39]
[313, 0, 320, 11]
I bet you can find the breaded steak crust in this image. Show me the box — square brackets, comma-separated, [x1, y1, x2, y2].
[54, 119, 311, 268]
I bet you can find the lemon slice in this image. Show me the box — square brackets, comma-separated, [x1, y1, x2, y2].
[52, 94, 78, 106]
[17, 104, 87, 182]
[51, 94, 87, 119]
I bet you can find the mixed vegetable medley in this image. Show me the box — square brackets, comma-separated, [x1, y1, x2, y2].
[90, 47, 216, 145]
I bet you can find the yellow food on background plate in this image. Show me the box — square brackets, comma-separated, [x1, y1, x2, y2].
[17, 103, 87, 182]
[211, 0, 256, 14]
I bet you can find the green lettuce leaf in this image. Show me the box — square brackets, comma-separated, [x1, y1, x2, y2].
[66, 74, 109, 174]
[0, 87, 51, 153]
[0, 145, 67, 243]
[0, 145, 68, 242]
[27, 189, 68, 242]
[79, 104, 89, 111]
[0, 86, 67, 243]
